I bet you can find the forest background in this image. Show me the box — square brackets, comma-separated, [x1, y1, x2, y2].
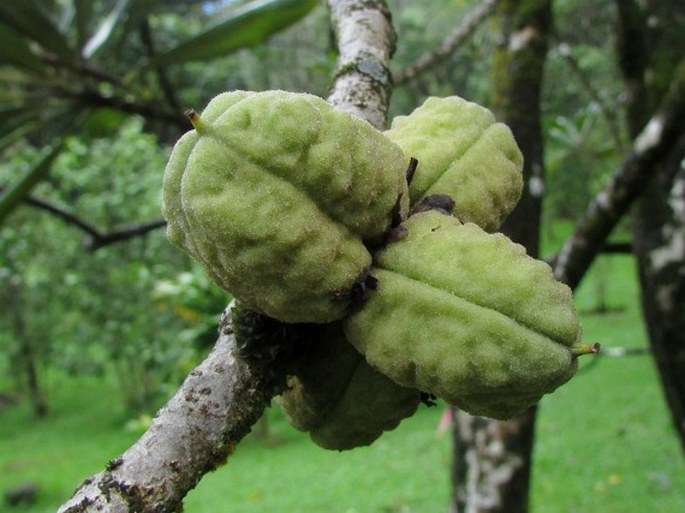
[0, 1, 684, 512]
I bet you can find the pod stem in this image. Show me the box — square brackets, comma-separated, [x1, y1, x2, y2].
[185, 109, 209, 133]
[571, 342, 601, 357]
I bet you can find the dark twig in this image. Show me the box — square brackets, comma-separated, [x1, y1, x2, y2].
[41, 53, 125, 88]
[139, 18, 182, 113]
[601, 241, 633, 254]
[0, 186, 167, 250]
[85, 219, 167, 250]
[76, 89, 187, 130]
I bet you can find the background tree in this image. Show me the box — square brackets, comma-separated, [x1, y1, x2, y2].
[616, 0, 685, 452]
[0, 1, 683, 512]
[450, 1, 552, 511]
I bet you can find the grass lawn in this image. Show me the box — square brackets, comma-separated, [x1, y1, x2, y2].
[1, 253, 684, 512]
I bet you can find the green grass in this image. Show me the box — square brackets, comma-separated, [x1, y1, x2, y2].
[1, 253, 684, 512]
[532, 253, 685, 513]
[0, 373, 140, 511]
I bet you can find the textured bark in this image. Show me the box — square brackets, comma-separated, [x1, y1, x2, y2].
[57, 307, 275, 513]
[326, 0, 396, 129]
[633, 136, 685, 453]
[615, 0, 652, 136]
[451, 2, 552, 512]
[57, 4, 398, 512]
[617, 0, 685, 452]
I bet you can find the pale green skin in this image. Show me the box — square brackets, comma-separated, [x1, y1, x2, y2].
[278, 324, 361, 432]
[309, 357, 420, 450]
[386, 96, 524, 231]
[279, 324, 420, 450]
[343, 211, 581, 419]
[162, 91, 409, 323]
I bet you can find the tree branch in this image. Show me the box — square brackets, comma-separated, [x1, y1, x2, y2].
[75, 89, 187, 130]
[326, 0, 397, 129]
[552, 61, 685, 288]
[0, 186, 167, 250]
[58, 307, 273, 513]
[395, 0, 500, 86]
[85, 219, 168, 251]
[57, 3, 397, 512]
[139, 18, 182, 114]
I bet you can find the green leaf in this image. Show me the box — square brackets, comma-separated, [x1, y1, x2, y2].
[0, 106, 44, 154]
[113, 0, 160, 54]
[0, 141, 65, 225]
[0, 22, 48, 75]
[82, 0, 132, 59]
[149, 0, 318, 66]
[73, 0, 95, 49]
[0, 1, 75, 62]
[0, 109, 90, 224]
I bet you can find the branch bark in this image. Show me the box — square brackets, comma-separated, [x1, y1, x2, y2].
[57, 2, 398, 512]
[58, 307, 274, 513]
[0, 187, 167, 250]
[618, 1, 685, 454]
[326, 0, 396, 129]
[83, 219, 167, 250]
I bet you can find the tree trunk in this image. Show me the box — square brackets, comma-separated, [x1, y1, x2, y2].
[450, 1, 552, 512]
[616, 0, 685, 453]
[632, 135, 685, 453]
[9, 276, 48, 418]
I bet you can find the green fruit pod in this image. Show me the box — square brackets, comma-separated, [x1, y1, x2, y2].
[162, 90, 410, 323]
[278, 324, 420, 450]
[344, 211, 596, 419]
[385, 96, 524, 231]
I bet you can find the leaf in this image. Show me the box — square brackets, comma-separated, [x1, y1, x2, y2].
[0, 97, 72, 154]
[0, 109, 90, 225]
[82, 0, 132, 59]
[149, 0, 318, 66]
[73, 0, 95, 49]
[0, 106, 44, 154]
[116, 0, 161, 53]
[0, 22, 47, 75]
[0, 1, 75, 61]
[0, 141, 65, 225]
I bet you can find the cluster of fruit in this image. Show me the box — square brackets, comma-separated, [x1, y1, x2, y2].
[162, 91, 597, 450]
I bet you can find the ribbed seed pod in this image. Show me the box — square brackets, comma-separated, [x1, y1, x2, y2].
[344, 211, 596, 419]
[163, 90, 409, 323]
[278, 324, 420, 450]
[386, 96, 524, 231]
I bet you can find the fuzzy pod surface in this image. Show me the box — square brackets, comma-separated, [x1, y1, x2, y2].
[344, 211, 586, 419]
[163, 90, 409, 323]
[386, 96, 524, 231]
[278, 324, 420, 450]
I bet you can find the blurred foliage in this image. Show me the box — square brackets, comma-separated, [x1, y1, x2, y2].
[0, 119, 215, 411]
[0, 0, 321, 412]
[544, 102, 619, 221]
[1, 0, 677, 415]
